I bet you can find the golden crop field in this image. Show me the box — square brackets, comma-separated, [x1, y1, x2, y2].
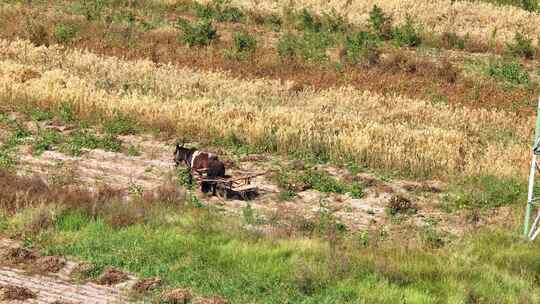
[0, 39, 531, 179]
[189, 0, 540, 44]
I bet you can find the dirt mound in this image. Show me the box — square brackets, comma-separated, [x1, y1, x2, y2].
[36, 256, 66, 273]
[132, 277, 162, 292]
[4, 247, 37, 263]
[194, 296, 229, 304]
[0, 284, 37, 300]
[95, 267, 129, 285]
[161, 288, 193, 304]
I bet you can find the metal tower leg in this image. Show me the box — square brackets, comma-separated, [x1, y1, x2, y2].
[524, 96, 540, 240]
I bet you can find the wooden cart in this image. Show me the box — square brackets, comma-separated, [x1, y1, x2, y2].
[191, 169, 265, 200]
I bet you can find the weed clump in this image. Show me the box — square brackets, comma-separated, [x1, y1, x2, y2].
[507, 32, 535, 59]
[224, 31, 257, 60]
[486, 60, 530, 86]
[342, 31, 380, 66]
[54, 23, 79, 44]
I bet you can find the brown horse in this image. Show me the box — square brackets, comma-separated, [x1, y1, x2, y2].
[174, 144, 226, 194]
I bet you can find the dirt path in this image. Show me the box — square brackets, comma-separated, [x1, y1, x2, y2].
[0, 239, 136, 304]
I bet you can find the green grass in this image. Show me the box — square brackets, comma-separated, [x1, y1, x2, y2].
[443, 175, 524, 211]
[12, 207, 538, 304]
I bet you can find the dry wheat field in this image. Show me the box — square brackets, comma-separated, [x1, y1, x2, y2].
[0, 0, 540, 303]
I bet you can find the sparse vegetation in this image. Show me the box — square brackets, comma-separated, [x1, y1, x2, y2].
[176, 18, 219, 47]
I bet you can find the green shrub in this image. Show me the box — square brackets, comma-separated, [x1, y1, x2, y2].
[234, 31, 257, 53]
[507, 32, 535, 59]
[368, 5, 393, 40]
[54, 23, 79, 43]
[486, 61, 530, 86]
[392, 16, 422, 47]
[176, 18, 218, 47]
[343, 31, 380, 65]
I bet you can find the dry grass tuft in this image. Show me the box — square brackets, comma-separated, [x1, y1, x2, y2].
[161, 288, 193, 304]
[95, 267, 129, 285]
[0, 284, 37, 301]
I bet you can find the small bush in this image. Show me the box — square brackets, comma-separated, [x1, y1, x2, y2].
[54, 23, 79, 43]
[486, 61, 530, 86]
[368, 5, 393, 40]
[176, 18, 218, 47]
[342, 31, 381, 66]
[507, 32, 535, 59]
[392, 16, 422, 47]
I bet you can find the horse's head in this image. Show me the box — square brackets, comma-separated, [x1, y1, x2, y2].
[174, 142, 191, 167]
